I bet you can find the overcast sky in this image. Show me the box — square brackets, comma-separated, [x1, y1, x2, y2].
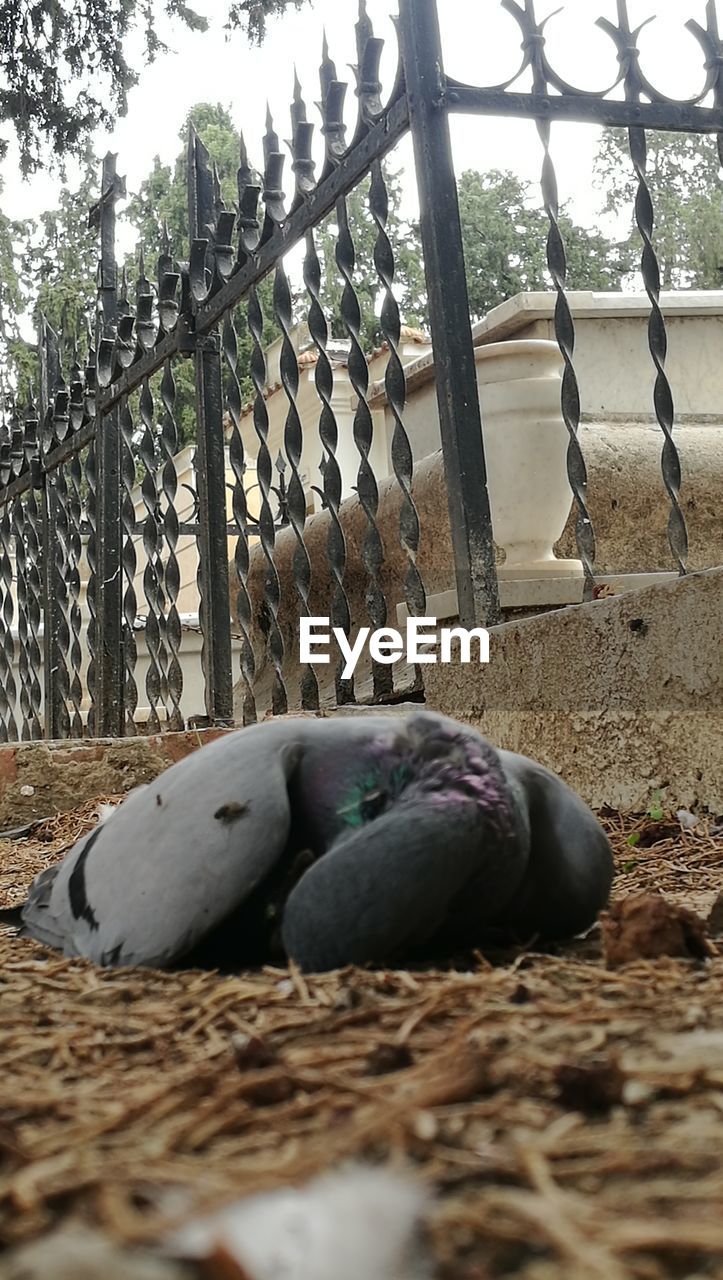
[1, 0, 719, 249]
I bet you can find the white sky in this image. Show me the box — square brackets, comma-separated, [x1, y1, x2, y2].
[1, 0, 719, 250]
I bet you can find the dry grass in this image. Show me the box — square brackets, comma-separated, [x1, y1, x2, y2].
[0, 801, 722, 1278]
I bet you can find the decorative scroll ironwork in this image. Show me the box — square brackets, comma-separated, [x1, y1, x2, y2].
[445, 0, 723, 127]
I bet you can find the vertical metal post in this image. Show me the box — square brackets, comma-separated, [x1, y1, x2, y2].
[188, 131, 234, 724]
[94, 153, 124, 736]
[397, 0, 500, 627]
[38, 322, 63, 739]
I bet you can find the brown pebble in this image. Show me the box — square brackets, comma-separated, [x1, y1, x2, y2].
[509, 982, 532, 1005]
[365, 1042, 414, 1075]
[554, 1053, 625, 1114]
[230, 1033, 277, 1071]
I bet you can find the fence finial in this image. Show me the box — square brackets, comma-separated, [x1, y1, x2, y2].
[289, 69, 316, 206]
[262, 105, 286, 235]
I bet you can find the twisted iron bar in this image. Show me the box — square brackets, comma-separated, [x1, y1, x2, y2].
[335, 188, 392, 702]
[12, 497, 32, 740]
[274, 260, 320, 710]
[51, 468, 72, 738]
[138, 376, 165, 733]
[368, 159, 426, 626]
[536, 117, 596, 594]
[223, 310, 257, 725]
[83, 440, 98, 736]
[303, 226, 353, 706]
[606, 0, 690, 573]
[248, 284, 287, 715]
[0, 508, 17, 741]
[628, 125, 688, 573]
[119, 396, 139, 733]
[158, 359, 184, 730]
[24, 486, 43, 738]
[66, 452, 85, 736]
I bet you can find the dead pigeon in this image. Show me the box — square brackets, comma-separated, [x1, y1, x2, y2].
[13, 711, 613, 972]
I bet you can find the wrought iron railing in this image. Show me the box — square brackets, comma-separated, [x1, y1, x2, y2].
[0, 0, 721, 740]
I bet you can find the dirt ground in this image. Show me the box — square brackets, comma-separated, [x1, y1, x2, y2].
[0, 799, 722, 1279]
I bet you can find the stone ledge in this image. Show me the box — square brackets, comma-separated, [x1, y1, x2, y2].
[395, 572, 680, 623]
[0, 728, 236, 828]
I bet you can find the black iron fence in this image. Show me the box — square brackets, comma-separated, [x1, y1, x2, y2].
[0, 0, 721, 740]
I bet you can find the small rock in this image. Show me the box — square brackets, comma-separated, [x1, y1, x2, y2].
[230, 1034, 277, 1071]
[554, 1054, 625, 1114]
[683, 1003, 706, 1028]
[509, 982, 532, 1004]
[600, 893, 714, 967]
[622, 1079, 655, 1108]
[676, 809, 699, 831]
[365, 1042, 414, 1075]
[411, 1110, 438, 1142]
[19, 784, 35, 797]
[332, 985, 361, 1012]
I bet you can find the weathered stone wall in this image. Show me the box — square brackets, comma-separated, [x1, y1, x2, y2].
[424, 567, 723, 813]
[0, 729, 233, 828]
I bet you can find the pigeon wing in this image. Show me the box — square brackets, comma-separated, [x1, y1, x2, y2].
[281, 788, 529, 971]
[21, 726, 302, 968]
[496, 750, 614, 939]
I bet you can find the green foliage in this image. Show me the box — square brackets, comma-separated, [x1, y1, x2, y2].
[0, 158, 98, 403]
[125, 103, 242, 260]
[0, 192, 34, 401]
[225, 0, 306, 44]
[457, 168, 632, 321]
[0, 1, 308, 174]
[22, 161, 98, 341]
[593, 128, 723, 289]
[647, 789, 665, 821]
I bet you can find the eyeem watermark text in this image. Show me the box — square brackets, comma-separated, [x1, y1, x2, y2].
[300, 617, 490, 680]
